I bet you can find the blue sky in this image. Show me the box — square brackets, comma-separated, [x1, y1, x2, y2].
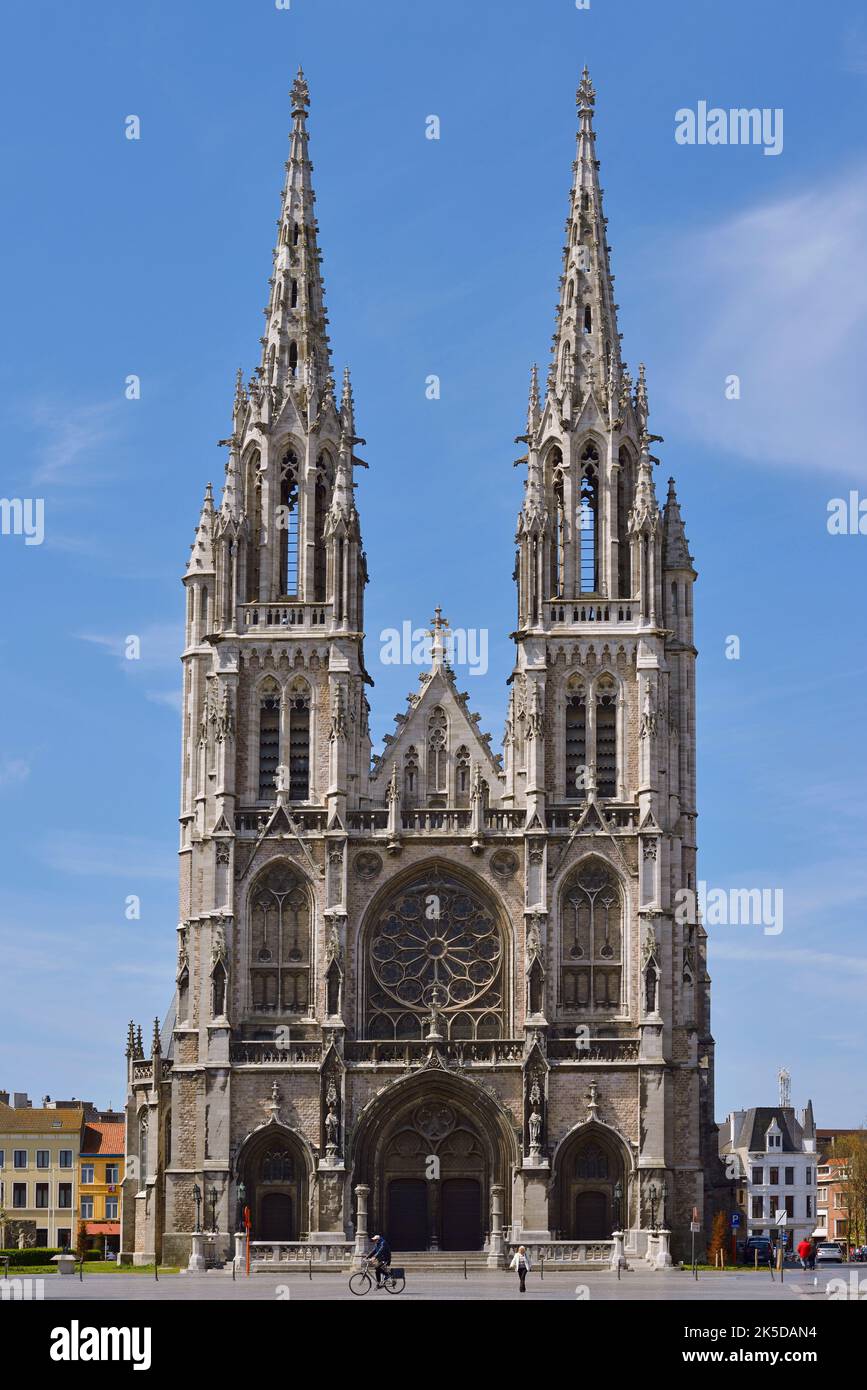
[1, 0, 865, 1124]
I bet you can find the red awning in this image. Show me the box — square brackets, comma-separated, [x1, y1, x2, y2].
[84, 1222, 120, 1236]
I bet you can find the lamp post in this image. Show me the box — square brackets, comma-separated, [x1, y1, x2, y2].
[235, 1181, 247, 1233]
[613, 1180, 623, 1231]
[660, 1180, 668, 1229]
[208, 1186, 218, 1234]
[193, 1183, 202, 1235]
[648, 1182, 658, 1232]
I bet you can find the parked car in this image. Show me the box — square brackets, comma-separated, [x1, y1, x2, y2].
[815, 1242, 844, 1263]
[742, 1236, 774, 1266]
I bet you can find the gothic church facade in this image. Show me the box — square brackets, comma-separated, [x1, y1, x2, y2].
[122, 69, 720, 1267]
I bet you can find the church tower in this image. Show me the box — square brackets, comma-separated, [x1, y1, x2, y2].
[123, 69, 718, 1269]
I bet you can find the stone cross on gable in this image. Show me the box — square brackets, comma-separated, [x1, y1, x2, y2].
[428, 605, 451, 667]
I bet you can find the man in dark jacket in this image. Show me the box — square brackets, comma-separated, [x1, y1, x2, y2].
[369, 1233, 392, 1287]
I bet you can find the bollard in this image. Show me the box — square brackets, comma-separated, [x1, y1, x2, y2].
[155, 1263, 159, 1282]
[463, 1259, 467, 1280]
[232, 1260, 236, 1282]
[540, 1256, 544, 1282]
[308, 1258, 312, 1281]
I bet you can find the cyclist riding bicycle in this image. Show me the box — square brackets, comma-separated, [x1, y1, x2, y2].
[369, 1233, 392, 1287]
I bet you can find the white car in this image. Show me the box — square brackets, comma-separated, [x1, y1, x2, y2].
[815, 1242, 844, 1263]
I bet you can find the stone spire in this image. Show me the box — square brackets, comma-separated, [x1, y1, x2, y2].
[259, 68, 332, 392]
[549, 67, 622, 406]
[663, 478, 694, 571]
[184, 482, 215, 578]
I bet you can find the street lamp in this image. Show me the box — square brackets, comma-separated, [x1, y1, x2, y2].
[660, 1180, 668, 1229]
[648, 1182, 658, 1231]
[613, 1180, 623, 1230]
[234, 1178, 245, 1234]
[208, 1186, 218, 1234]
[192, 1183, 202, 1234]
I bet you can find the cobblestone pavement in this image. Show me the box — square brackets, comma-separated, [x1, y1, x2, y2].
[22, 1267, 847, 1301]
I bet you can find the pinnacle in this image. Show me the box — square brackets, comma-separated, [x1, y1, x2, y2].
[291, 66, 310, 116]
[576, 65, 595, 113]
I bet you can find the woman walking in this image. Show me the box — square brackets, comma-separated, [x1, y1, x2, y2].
[509, 1245, 531, 1292]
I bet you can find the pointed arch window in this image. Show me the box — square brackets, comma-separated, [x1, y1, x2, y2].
[617, 445, 634, 598]
[553, 468, 566, 598]
[583, 304, 593, 334]
[560, 861, 622, 1013]
[249, 864, 311, 1016]
[455, 746, 470, 806]
[595, 675, 618, 799]
[404, 747, 419, 808]
[566, 280, 575, 309]
[287, 679, 311, 801]
[427, 706, 448, 795]
[258, 679, 281, 800]
[278, 450, 300, 597]
[314, 455, 331, 604]
[138, 1113, 148, 1189]
[579, 442, 600, 593]
[290, 279, 298, 308]
[292, 222, 301, 245]
[288, 341, 298, 377]
[565, 675, 587, 800]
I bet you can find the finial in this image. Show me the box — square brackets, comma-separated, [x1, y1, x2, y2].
[576, 66, 596, 114]
[340, 364, 355, 422]
[125, 1020, 135, 1059]
[528, 362, 539, 415]
[291, 66, 310, 116]
[151, 1017, 161, 1057]
[135, 1024, 144, 1059]
[429, 605, 451, 668]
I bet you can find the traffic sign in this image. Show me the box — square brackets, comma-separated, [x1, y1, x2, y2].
[731, 1213, 741, 1227]
[775, 1209, 787, 1226]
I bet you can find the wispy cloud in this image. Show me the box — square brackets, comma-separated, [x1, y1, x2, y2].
[28, 400, 126, 486]
[657, 167, 867, 476]
[40, 832, 175, 881]
[76, 623, 182, 711]
[843, 22, 867, 75]
[711, 942, 867, 976]
[0, 757, 30, 787]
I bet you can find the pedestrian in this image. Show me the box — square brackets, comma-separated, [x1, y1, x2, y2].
[807, 1239, 817, 1271]
[796, 1236, 811, 1271]
[509, 1244, 531, 1293]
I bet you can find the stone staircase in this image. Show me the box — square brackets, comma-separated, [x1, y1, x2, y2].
[392, 1251, 494, 1273]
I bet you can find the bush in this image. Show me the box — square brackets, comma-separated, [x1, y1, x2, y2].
[0, 1247, 62, 1267]
[707, 1211, 730, 1265]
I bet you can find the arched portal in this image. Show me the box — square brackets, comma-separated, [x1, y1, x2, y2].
[236, 1125, 310, 1243]
[351, 1071, 516, 1254]
[554, 1123, 630, 1240]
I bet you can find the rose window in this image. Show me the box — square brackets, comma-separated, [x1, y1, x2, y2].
[366, 871, 504, 1040]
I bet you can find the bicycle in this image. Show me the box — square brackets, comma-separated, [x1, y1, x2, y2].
[348, 1256, 406, 1295]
